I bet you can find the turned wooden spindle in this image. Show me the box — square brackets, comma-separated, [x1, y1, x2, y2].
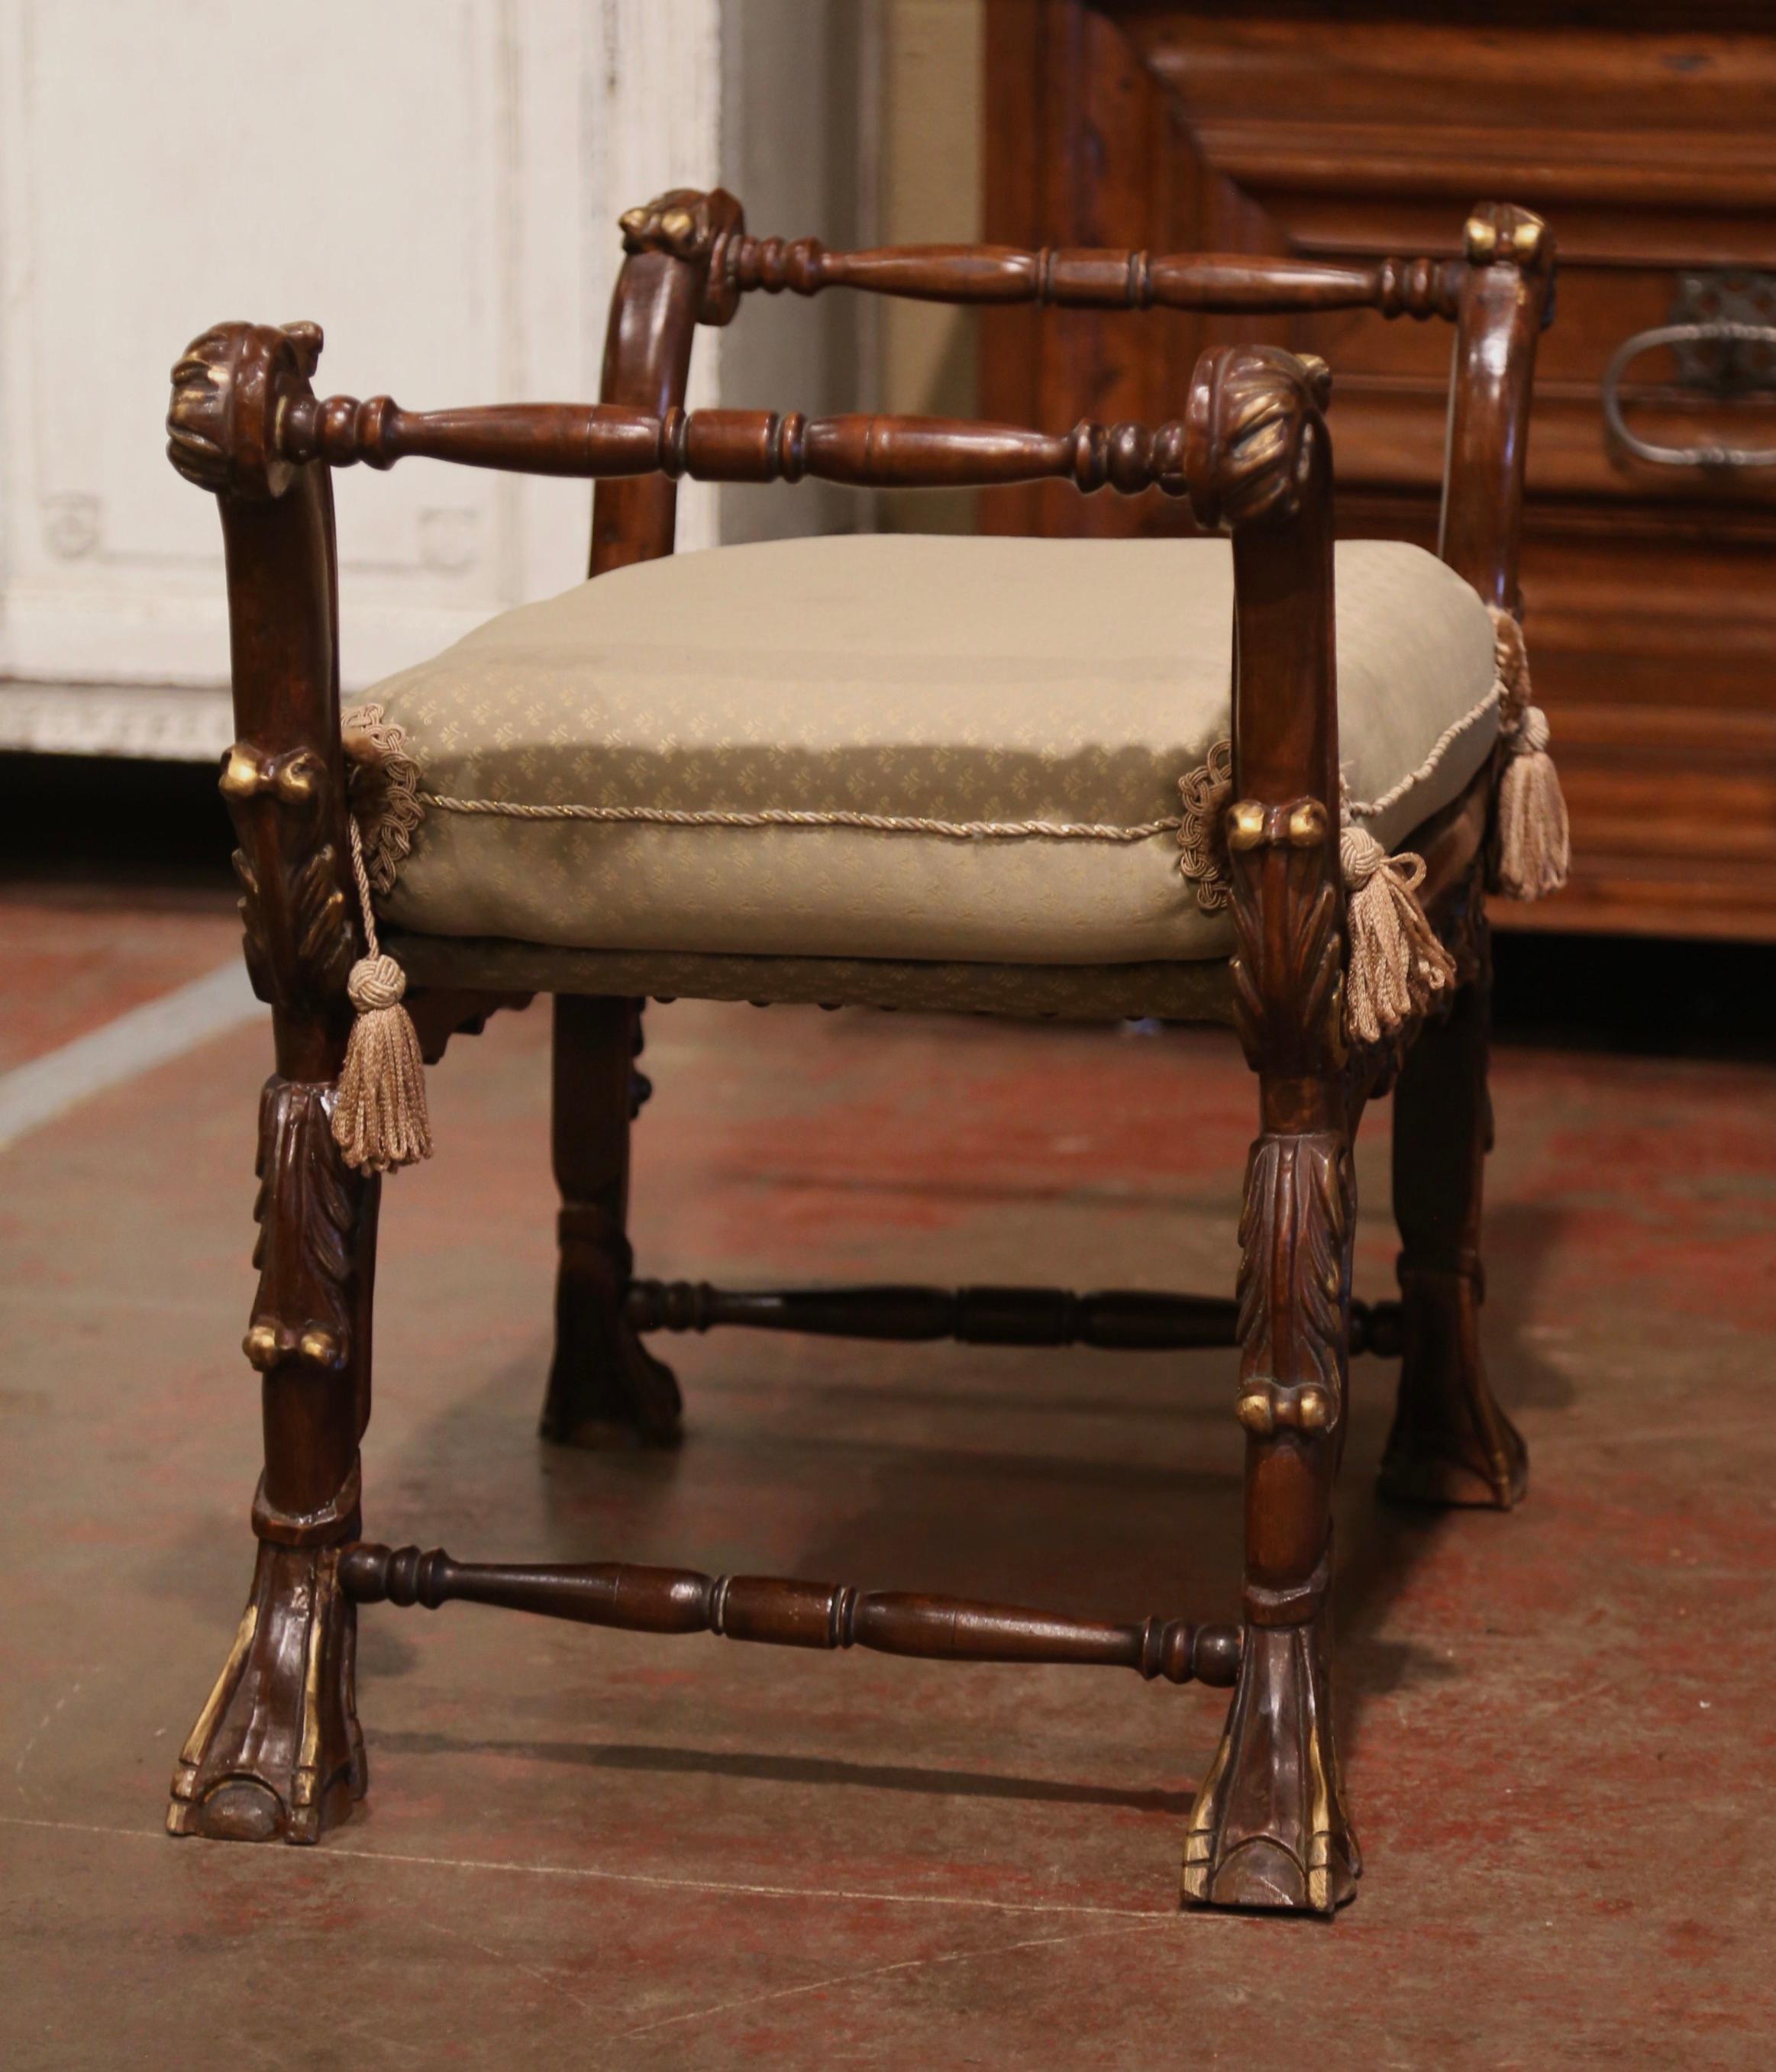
[268, 394, 1195, 498]
[337, 1544, 1244, 1687]
[722, 237, 1461, 320]
[279, 394, 667, 477]
[623, 1279, 1242, 1349]
[620, 1278, 1403, 1355]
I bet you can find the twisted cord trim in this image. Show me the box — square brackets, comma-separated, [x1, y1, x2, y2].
[1170, 673, 1504, 904]
[364, 663, 1499, 901]
[416, 792, 1184, 844]
[1344, 679, 1503, 823]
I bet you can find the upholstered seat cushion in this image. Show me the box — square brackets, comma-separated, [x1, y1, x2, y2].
[366, 534, 1499, 967]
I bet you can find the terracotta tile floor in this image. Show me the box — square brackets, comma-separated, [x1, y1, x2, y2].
[3, 892, 1774, 2068]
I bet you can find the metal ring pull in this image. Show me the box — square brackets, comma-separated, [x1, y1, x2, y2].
[1602, 320, 1776, 469]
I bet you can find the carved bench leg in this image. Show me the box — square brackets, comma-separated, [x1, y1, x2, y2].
[539, 995, 682, 1448]
[168, 1078, 377, 1844]
[1381, 931, 1527, 1509]
[1183, 1120, 1361, 1914]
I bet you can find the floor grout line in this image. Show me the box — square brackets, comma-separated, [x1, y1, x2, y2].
[613, 1917, 1178, 2042]
[0, 959, 263, 1152]
[0, 1813, 1175, 1921]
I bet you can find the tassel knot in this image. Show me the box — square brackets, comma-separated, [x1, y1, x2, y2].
[1340, 823, 1455, 1048]
[1339, 824, 1390, 892]
[347, 953, 408, 1015]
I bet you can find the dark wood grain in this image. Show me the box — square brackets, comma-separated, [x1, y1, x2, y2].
[540, 996, 680, 1449]
[983, 0, 1776, 938]
[625, 1279, 1242, 1349]
[1383, 925, 1529, 1509]
[723, 234, 1460, 317]
[625, 1277, 1404, 1355]
[338, 1544, 1245, 1687]
[1440, 205, 1555, 612]
[164, 319, 377, 1846]
[545, 191, 738, 1453]
[259, 389, 1211, 498]
[164, 180, 1544, 1907]
[1177, 341, 1361, 1914]
[590, 186, 741, 578]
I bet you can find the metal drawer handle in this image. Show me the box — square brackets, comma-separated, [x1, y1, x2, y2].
[1602, 320, 1776, 469]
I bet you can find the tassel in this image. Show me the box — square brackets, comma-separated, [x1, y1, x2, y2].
[1486, 607, 1570, 901]
[1341, 825, 1456, 1048]
[332, 816, 432, 1175]
[1493, 705, 1570, 899]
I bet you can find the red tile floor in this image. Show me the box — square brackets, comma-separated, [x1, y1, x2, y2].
[3, 882, 1775, 2068]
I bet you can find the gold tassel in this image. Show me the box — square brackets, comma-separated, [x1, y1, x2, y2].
[1493, 705, 1570, 900]
[332, 817, 432, 1175]
[1487, 607, 1570, 901]
[1341, 825, 1456, 1047]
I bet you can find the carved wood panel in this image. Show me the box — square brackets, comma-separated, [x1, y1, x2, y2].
[983, 0, 1776, 940]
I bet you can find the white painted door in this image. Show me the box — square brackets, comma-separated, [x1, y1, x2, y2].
[0, 0, 867, 754]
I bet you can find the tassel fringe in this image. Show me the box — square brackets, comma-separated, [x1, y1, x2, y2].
[332, 816, 432, 1176]
[1486, 608, 1570, 900]
[1176, 740, 1234, 912]
[1340, 825, 1456, 1047]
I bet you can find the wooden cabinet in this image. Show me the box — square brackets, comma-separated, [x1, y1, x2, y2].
[982, 1, 1776, 941]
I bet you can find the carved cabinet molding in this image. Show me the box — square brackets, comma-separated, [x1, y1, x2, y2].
[983, 0, 1776, 941]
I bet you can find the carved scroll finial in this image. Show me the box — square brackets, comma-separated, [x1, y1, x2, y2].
[167, 321, 324, 499]
[617, 186, 748, 324]
[1185, 345, 1329, 534]
[1464, 202, 1551, 273]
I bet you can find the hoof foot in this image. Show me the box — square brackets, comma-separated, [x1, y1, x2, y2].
[1183, 1620, 1357, 1915]
[167, 1542, 364, 1845]
[1380, 1267, 1526, 1511]
[541, 1318, 682, 1449]
[1378, 1424, 1526, 1510]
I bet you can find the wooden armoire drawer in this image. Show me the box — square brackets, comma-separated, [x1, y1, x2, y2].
[983, 0, 1776, 940]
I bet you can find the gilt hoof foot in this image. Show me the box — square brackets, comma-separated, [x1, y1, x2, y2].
[166, 1541, 365, 1845]
[1183, 1619, 1357, 1915]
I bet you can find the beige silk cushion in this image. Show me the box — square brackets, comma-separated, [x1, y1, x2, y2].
[367, 533, 1499, 967]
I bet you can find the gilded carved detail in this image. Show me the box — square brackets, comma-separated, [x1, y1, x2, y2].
[245, 1077, 367, 1377]
[167, 320, 321, 501]
[221, 741, 356, 1013]
[1234, 1133, 1354, 1438]
[617, 186, 748, 324]
[167, 1541, 363, 1846]
[1463, 201, 1551, 273]
[1185, 344, 1330, 534]
[1227, 841, 1346, 1076]
[1182, 1620, 1357, 1913]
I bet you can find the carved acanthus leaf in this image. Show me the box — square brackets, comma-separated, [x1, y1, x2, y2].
[1235, 1132, 1354, 1435]
[245, 1078, 367, 1376]
[1228, 849, 1346, 1076]
[221, 741, 356, 1012]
